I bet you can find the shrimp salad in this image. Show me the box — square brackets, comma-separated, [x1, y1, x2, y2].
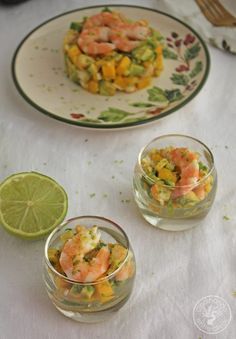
[48, 224, 135, 304]
[141, 147, 214, 209]
[63, 8, 164, 95]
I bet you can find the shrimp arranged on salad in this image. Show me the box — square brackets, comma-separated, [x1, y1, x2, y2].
[78, 27, 116, 55]
[169, 148, 199, 199]
[59, 225, 110, 283]
[109, 24, 150, 52]
[77, 11, 151, 55]
[83, 11, 124, 29]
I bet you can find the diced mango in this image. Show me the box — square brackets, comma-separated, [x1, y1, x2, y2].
[55, 276, 71, 290]
[155, 45, 163, 55]
[137, 77, 151, 89]
[95, 281, 114, 303]
[150, 152, 163, 162]
[67, 45, 81, 65]
[116, 56, 131, 75]
[87, 80, 99, 93]
[143, 61, 152, 68]
[102, 60, 116, 80]
[155, 54, 163, 71]
[204, 182, 212, 193]
[114, 76, 137, 89]
[48, 248, 60, 264]
[47, 248, 64, 274]
[76, 54, 93, 70]
[60, 230, 74, 242]
[158, 168, 177, 183]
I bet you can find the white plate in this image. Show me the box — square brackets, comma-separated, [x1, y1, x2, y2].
[12, 5, 210, 129]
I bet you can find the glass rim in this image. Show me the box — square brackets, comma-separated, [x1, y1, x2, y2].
[44, 215, 131, 286]
[138, 134, 215, 189]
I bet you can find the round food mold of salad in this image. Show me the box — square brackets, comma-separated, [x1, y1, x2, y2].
[63, 9, 164, 95]
[43, 216, 136, 323]
[133, 134, 217, 231]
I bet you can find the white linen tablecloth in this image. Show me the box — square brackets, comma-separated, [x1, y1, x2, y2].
[0, 1, 235, 338]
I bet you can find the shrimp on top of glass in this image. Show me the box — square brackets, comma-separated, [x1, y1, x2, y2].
[47, 223, 135, 305]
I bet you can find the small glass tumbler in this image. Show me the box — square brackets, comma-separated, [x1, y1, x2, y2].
[43, 216, 136, 323]
[133, 134, 217, 231]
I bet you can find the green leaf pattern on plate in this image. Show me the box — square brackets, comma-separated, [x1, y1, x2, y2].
[170, 74, 189, 86]
[70, 30, 204, 124]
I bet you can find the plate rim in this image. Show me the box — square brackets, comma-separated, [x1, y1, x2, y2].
[11, 4, 210, 130]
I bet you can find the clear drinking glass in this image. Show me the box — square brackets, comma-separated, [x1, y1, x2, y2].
[43, 216, 136, 323]
[133, 134, 217, 231]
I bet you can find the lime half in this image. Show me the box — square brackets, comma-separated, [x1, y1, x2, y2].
[0, 172, 68, 239]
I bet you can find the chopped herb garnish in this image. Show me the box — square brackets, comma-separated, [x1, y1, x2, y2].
[70, 21, 83, 32]
[89, 193, 96, 198]
[223, 215, 230, 221]
[102, 6, 112, 12]
[163, 179, 175, 187]
[98, 242, 106, 249]
[199, 161, 208, 171]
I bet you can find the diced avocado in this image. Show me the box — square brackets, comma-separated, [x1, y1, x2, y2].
[113, 53, 123, 62]
[87, 63, 97, 77]
[99, 80, 116, 96]
[65, 56, 80, 83]
[157, 186, 171, 202]
[77, 54, 94, 68]
[81, 285, 95, 299]
[69, 284, 83, 295]
[132, 46, 154, 61]
[141, 48, 154, 61]
[177, 191, 200, 207]
[150, 29, 164, 41]
[70, 21, 83, 32]
[129, 63, 145, 76]
[184, 191, 200, 202]
[77, 70, 91, 83]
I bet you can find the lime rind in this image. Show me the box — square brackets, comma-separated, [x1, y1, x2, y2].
[0, 172, 68, 239]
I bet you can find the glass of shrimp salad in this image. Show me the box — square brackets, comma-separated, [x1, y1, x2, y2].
[43, 216, 136, 322]
[133, 134, 217, 231]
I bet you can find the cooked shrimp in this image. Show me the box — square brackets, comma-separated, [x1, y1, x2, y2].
[78, 27, 115, 55]
[109, 24, 150, 52]
[83, 11, 124, 29]
[170, 148, 199, 198]
[193, 184, 206, 200]
[59, 225, 110, 282]
[115, 252, 135, 282]
[118, 23, 151, 40]
[72, 246, 110, 283]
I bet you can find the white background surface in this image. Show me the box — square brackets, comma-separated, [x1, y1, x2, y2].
[0, 0, 235, 338]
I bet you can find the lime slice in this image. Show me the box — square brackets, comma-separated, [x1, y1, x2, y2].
[0, 172, 68, 239]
